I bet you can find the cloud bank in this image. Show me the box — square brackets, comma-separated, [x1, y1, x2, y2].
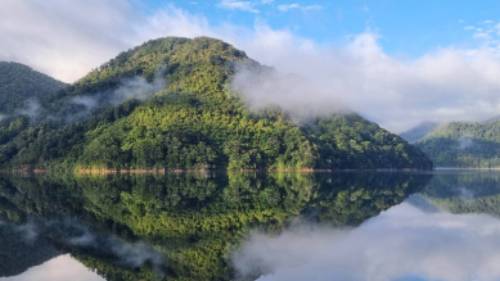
[2, 1, 500, 131]
[232, 32, 500, 131]
[233, 202, 500, 281]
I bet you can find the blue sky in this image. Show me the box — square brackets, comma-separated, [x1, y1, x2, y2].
[146, 0, 500, 56]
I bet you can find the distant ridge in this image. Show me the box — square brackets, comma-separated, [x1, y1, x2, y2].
[400, 121, 439, 143]
[0, 62, 66, 114]
[415, 120, 500, 167]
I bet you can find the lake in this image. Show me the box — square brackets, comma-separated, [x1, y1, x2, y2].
[0, 170, 499, 281]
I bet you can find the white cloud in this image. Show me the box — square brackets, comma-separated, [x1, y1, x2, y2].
[1, 1, 500, 131]
[277, 3, 322, 12]
[233, 202, 500, 281]
[464, 19, 500, 54]
[232, 31, 500, 131]
[218, 0, 259, 13]
[0, 0, 137, 83]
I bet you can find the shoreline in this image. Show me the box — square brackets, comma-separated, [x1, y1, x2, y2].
[0, 166, 443, 176]
[4, 166, 499, 177]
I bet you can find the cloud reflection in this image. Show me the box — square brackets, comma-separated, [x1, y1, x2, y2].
[0, 254, 104, 281]
[233, 202, 500, 281]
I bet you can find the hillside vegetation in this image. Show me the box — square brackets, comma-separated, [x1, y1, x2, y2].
[415, 120, 500, 167]
[0, 62, 66, 114]
[0, 37, 432, 171]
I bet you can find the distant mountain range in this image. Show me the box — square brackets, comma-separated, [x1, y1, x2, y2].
[400, 122, 439, 144]
[0, 37, 432, 171]
[401, 120, 500, 168]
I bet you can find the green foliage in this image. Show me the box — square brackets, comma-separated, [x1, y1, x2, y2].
[0, 62, 66, 114]
[303, 114, 433, 169]
[417, 120, 500, 167]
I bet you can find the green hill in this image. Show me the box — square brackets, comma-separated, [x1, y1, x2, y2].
[0, 62, 66, 114]
[415, 120, 500, 167]
[0, 37, 432, 171]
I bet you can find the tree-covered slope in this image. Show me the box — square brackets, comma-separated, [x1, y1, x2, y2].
[303, 114, 432, 169]
[0, 37, 432, 170]
[416, 120, 500, 167]
[0, 62, 66, 114]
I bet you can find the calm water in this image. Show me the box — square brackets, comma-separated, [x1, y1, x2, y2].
[0, 171, 499, 281]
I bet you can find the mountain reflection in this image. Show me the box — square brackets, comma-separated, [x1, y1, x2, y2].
[0, 172, 430, 281]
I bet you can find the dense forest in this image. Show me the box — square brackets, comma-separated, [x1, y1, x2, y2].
[0, 37, 432, 171]
[411, 120, 500, 167]
[0, 62, 66, 114]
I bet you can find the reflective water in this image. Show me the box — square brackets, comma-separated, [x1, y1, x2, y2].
[0, 171, 499, 281]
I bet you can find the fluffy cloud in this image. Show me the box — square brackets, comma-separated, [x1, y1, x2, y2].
[233, 31, 500, 131]
[0, 0, 136, 83]
[1, 1, 500, 131]
[233, 202, 500, 281]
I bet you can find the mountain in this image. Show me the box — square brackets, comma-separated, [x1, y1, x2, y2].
[0, 62, 66, 114]
[415, 120, 500, 167]
[400, 121, 438, 143]
[0, 37, 432, 171]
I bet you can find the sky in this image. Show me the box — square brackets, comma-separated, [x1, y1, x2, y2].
[1, 0, 500, 131]
[152, 0, 500, 56]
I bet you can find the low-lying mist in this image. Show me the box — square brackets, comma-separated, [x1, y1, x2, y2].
[231, 32, 500, 132]
[231, 65, 349, 122]
[233, 201, 500, 281]
[5, 69, 165, 123]
[16, 99, 42, 120]
[67, 74, 165, 121]
[71, 72, 165, 108]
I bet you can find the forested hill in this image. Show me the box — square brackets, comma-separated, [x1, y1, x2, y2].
[0, 37, 432, 171]
[0, 62, 66, 114]
[415, 120, 500, 167]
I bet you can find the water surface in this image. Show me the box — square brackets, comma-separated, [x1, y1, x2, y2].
[0, 171, 498, 281]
